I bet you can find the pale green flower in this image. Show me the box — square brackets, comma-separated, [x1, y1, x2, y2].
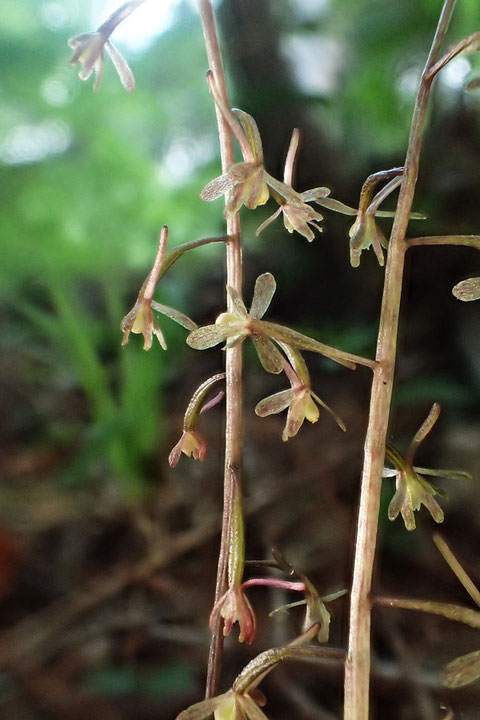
[68, 1, 145, 91]
[384, 404, 472, 531]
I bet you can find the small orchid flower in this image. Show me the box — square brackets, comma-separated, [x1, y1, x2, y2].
[200, 72, 269, 217]
[255, 346, 345, 441]
[313, 168, 426, 267]
[68, 1, 145, 91]
[187, 272, 285, 374]
[347, 169, 402, 268]
[187, 272, 372, 373]
[209, 482, 257, 644]
[169, 373, 225, 467]
[121, 227, 197, 351]
[256, 128, 331, 242]
[383, 403, 472, 531]
[211, 586, 257, 645]
[201, 74, 329, 239]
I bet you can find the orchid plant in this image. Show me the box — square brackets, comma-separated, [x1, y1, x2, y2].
[67, 1, 480, 719]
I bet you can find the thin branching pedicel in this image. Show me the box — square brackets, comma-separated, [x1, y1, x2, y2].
[121, 226, 197, 350]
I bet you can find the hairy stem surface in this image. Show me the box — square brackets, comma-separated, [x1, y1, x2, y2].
[344, 2, 457, 718]
[198, 0, 243, 699]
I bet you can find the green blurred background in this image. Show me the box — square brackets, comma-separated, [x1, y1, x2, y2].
[1, 1, 480, 718]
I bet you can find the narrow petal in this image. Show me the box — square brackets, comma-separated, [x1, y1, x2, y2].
[299, 187, 331, 202]
[151, 301, 197, 330]
[238, 695, 269, 720]
[387, 479, 407, 522]
[311, 391, 346, 431]
[175, 694, 227, 720]
[407, 403, 441, 462]
[264, 171, 304, 206]
[251, 335, 284, 374]
[233, 109, 264, 164]
[201, 173, 239, 202]
[187, 325, 231, 349]
[104, 40, 135, 91]
[260, 321, 356, 369]
[255, 389, 296, 417]
[226, 286, 249, 317]
[255, 207, 282, 236]
[284, 396, 308, 440]
[314, 196, 358, 215]
[250, 273, 276, 319]
[421, 493, 445, 524]
[414, 467, 473, 482]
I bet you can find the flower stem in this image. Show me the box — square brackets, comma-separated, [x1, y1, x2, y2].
[407, 234, 480, 250]
[344, 2, 457, 718]
[197, 0, 243, 699]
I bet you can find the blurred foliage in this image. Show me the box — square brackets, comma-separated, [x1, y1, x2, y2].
[1, 0, 479, 495]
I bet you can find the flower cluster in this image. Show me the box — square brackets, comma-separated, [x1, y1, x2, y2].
[200, 73, 332, 242]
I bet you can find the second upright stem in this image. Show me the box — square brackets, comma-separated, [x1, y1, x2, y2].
[344, 2, 457, 718]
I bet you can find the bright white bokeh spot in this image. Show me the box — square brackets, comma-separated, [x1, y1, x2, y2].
[0, 120, 72, 165]
[91, 0, 177, 53]
[41, 1, 68, 31]
[90, 0, 219, 53]
[440, 57, 471, 90]
[294, 0, 330, 21]
[283, 34, 344, 95]
[41, 77, 71, 107]
[397, 65, 422, 100]
[156, 135, 216, 186]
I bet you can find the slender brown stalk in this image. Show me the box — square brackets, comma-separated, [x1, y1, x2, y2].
[197, 0, 243, 699]
[344, 2, 457, 718]
[407, 235, 480, 249]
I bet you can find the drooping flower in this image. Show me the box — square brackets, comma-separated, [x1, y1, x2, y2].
[187, 272, 371, 374]
[255, 345, 345, 441]
[383, 403, 472, 531]
[168, 429, 207, 467]
[68, 1, 145, 91]
[169, 373, 225, 467]
[313, 167, 426, 267]
[210, 587, 257, 645]
[121, 226, 197, 351]
[256, 128, 330, 242]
